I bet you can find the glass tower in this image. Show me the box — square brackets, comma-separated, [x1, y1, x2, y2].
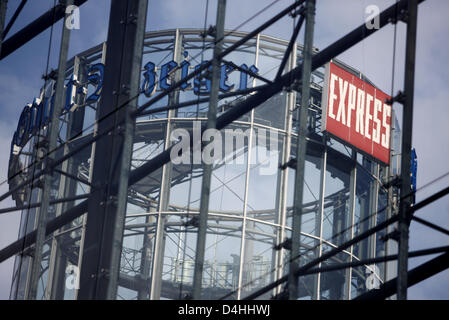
[8, 29, 401, 300]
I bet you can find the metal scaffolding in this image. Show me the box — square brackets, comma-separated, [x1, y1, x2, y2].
[1, 0, 446, 301]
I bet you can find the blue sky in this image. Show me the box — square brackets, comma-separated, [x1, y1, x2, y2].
[0, 0, 449, 299]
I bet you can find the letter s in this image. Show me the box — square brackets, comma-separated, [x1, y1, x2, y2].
[381, 104, 391, 148]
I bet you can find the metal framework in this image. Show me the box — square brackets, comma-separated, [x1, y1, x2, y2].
[0, 0, 445, 301]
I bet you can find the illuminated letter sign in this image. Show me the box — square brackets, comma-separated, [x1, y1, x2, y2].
[321, 62, 391, 164]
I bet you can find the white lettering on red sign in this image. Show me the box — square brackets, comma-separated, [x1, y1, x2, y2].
[322, 62, 391, 164]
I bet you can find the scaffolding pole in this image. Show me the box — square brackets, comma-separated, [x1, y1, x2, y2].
[0, 0, 427, 277]
[0, 0, 7, 56]
[77, 0, 148, 300]
[26, 0, 73, 300]
[192, 0, 227, 300]
[289, 0, 315, 300]
[397, 0, 418, 300]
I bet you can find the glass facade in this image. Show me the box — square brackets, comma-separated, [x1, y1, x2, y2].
[8, 29, 401, 300]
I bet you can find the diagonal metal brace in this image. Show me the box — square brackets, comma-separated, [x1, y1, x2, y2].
[385, 90, 406, 105]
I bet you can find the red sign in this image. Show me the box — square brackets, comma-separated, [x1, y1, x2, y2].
[321, 62, 392, 164]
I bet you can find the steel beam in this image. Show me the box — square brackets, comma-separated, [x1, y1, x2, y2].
[273, 39, 296, 297]
[149, 28, 182, 300]
[397, 0, 418, 300]
[305, 246, 449, 276]
[0, 194, 89, 215]
[274, 9, 304, 81]
[412, 216, 449, 237]
[77, 0, 148, 300]
[47, 55, 88, 300]
[192, 0, 227, 300]
[355, 251, 449, 300]
[289, 0, 315, 300]
[2, 0, 26, 39]
[0, 0, 7, 56]
[26, 0, 73, 300]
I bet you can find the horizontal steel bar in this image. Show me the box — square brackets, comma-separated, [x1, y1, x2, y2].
[0, 194, 88, 215]
[412, 216, 449, 237]
[0, 194, 89, 214]
[304, 245, 449, 276]
[0, 200, 88, 263]
[222, 59, 273, 84]
[1, 129, 107, 203]
[354, 250, 449, 300]
[54, 168, 91, 187]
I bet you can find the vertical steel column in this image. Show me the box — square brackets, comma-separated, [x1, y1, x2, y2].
[46, 55, 88, 300]
[27, 0, 73, 300]
[288, 0, 315, 300]
[345, 151, 357, 300]
[78, 0, 148, 300]
[274, 40, 296, 296]
[371, 164, 380, 259]
[45, 56, 87, 299]
[0, 0, 6, 56]
[192, 0, 227, 300]
[72, 47, 107, 300]
[138, 204, 156, 300]
[397, 0, 418, 300]
[314, 142, 327, 300]
[237, 34, 260, 300]
[72, 43, 107, 300]
[149, 28, 182, 300]
[236, 110, 255, 300]
[385, 109, 397, 289]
